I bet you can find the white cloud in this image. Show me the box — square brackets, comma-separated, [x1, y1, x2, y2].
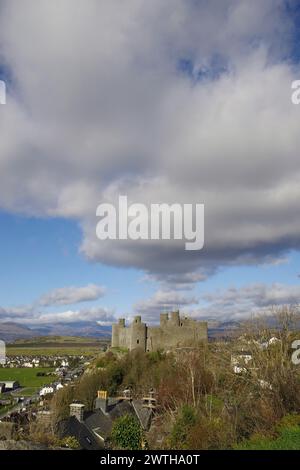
[0, 303, 115, 325]
[39, 284, 106, 306]
[0, 1, 299, 286]
[36, 306, 115, 325]
[190, 283, 300, 321]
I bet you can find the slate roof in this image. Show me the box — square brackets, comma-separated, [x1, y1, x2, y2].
[132, 399, 153, 431]
[58, 398, 153, 450]
[108, 399, 136, 420]
[84, 409, 112, 439]
[57, 416, 103, 450]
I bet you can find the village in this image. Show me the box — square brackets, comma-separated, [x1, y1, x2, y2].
[0, 353, 89, 425]
[0, 309, 299, 450]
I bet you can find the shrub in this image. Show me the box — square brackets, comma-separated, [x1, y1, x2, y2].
[168, 405, 197, 449]
[62, 436, 81, 449]
[111, 414, 142, 450]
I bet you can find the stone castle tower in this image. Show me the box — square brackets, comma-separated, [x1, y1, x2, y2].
[111, 311, 207, 352]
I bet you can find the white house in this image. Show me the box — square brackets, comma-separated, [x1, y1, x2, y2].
[40, 386, 54, 396]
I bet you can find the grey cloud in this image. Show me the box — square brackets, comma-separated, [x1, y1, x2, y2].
[0, 1, 299, 286]
[134, 290, 198, 323]
[134, 282, 300, 324]
[191, 283, 300, 321]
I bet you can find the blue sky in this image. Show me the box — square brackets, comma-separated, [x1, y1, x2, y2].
[1, 1, 300, 327]
[0, 211, 153, 315]
[0, 209, 299, 325]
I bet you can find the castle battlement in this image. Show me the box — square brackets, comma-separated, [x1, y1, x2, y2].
[111, 311, 207, 352]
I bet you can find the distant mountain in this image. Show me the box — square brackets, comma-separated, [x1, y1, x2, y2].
[207, 319, 242, 339]
[29, 321, 112, 339]
[1, 318, 243, 343]
[0, 320, 112, 342]
[0, 322, 36, 342]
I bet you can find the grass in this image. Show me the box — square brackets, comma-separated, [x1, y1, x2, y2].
[12, 387, 40, 396]
[6, 335, 110, 357]
[0, 367, 56, 387]
[6, 347, 100, 356]
[0, 403, 16, 415]
[235, 415, 300, 450]
[110, 347, 128, 353]
[12, 335, 107, 346]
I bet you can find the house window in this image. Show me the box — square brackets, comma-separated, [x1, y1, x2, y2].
[137, 339, 139, 344]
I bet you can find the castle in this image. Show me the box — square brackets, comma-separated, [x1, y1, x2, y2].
[111, 311, 208, 352]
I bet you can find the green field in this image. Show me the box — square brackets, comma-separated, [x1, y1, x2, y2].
[6, 335, 110, 357]
[0, 367, 56, 387]
[6, 347, 100, 356]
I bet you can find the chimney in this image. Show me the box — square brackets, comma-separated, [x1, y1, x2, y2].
[96, 390, 108, 413]
[69, 403, 85, 423]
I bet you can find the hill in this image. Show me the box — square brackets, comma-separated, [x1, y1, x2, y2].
[0, 321, 112, 342]
[0, 322, 36, 342]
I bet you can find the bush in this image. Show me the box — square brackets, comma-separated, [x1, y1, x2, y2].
[111, 414, 142, 450]
[235, 414, 300, 450]
[168, 405, 197, 449]
[62, 436, 81, 449]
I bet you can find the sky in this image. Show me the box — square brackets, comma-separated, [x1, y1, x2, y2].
[1, 0, 300, 327]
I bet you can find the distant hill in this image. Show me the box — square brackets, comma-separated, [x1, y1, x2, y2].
[0, 318, 242, 343]
[30, 321, 112, 338]
[0, 322, 36, 342]
[207, 319, 242, 339]
[0, 320, 112, 342]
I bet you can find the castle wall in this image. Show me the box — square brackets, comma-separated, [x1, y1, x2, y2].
[118, 325, 131, 349]
[111, 324, 119, 348]
[112, 312, 208, 352]
[130, 316, 147, 351]
[146, 322, 207, 351]
[112, 318, 131, 349]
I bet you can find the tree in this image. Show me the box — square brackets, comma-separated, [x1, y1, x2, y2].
[111, 414, 142, 450]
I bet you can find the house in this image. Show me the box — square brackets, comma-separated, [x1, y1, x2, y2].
[39, 386, 54, 396]
[2, 381, 20, 391]
[57, 390, 153, 450]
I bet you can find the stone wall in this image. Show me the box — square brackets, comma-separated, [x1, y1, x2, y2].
[111, 311, 207, 352]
